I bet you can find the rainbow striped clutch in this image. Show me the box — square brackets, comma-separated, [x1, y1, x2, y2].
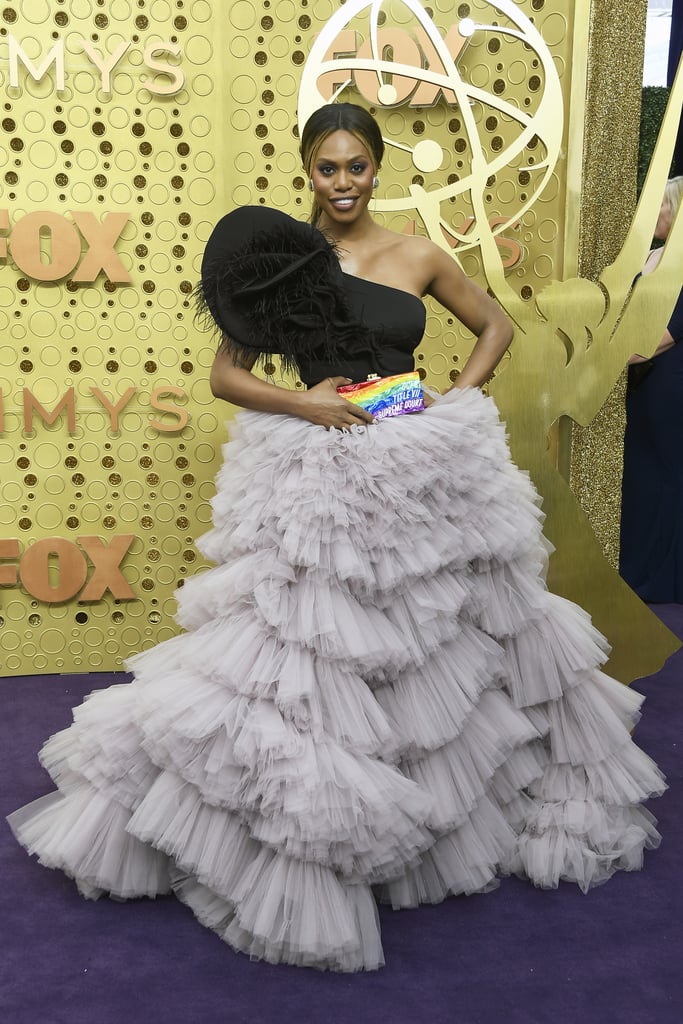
[337, 371, 424, 420]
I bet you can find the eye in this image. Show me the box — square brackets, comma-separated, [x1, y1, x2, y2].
[318, 165, 335, 176]
[351, 163, 368, 174]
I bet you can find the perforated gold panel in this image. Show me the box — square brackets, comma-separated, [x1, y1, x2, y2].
[0, 0, 227, 673]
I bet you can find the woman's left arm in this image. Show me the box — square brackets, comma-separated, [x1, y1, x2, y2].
[424, 243, 514, 389]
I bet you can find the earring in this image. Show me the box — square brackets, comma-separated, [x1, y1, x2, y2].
[308, 179, 314, 191]
[372, 175, 380, 188]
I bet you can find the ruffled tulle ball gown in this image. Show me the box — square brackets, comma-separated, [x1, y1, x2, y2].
[8, 208, 665, 972]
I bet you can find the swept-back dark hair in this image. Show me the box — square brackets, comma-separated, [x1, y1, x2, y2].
[300, 103, 384, 223]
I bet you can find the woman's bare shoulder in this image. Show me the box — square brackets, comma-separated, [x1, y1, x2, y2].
[386, 232, 464, 290]
[389, 231, 453, 266]
[359, 227, 458, 294]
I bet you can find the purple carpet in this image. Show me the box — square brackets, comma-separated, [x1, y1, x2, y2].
[2, 608, 682, 1024]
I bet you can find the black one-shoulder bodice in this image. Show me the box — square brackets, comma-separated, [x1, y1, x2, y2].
[297, 274, 427, 387]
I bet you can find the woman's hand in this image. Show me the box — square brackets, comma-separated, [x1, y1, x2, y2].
[298, 377, 375, 430]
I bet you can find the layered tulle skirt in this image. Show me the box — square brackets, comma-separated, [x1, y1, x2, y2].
[7, 386, 665, 971]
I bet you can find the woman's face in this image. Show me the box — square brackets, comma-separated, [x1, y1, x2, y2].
[654, 195, 674, 241]
[309, 130, 376, 228]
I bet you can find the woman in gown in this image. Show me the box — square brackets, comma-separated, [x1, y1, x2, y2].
[620, 175, 683, 602]
[8, 103, 665, 972]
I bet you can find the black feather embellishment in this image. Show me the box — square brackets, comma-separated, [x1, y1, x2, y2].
[194, 207, 374, 375]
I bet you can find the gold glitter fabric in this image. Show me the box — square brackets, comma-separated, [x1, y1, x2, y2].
[570, 0, 647, 566]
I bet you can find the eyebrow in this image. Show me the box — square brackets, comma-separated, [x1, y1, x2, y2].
[315, 154, 369, 164]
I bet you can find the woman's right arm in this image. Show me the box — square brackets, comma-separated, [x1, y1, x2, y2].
[209, 340, 374, 430]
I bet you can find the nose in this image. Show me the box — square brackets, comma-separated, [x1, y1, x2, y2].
[334, 169, 351, 191]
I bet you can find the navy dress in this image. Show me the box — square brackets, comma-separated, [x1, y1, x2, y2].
[620, 288, 683, 601]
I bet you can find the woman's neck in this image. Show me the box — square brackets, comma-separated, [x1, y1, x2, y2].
[316, 211, 379, 247]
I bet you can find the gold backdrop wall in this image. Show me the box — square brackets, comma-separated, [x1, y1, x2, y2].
[0, 0, 226, 673]
[0, 0, 677, 679]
